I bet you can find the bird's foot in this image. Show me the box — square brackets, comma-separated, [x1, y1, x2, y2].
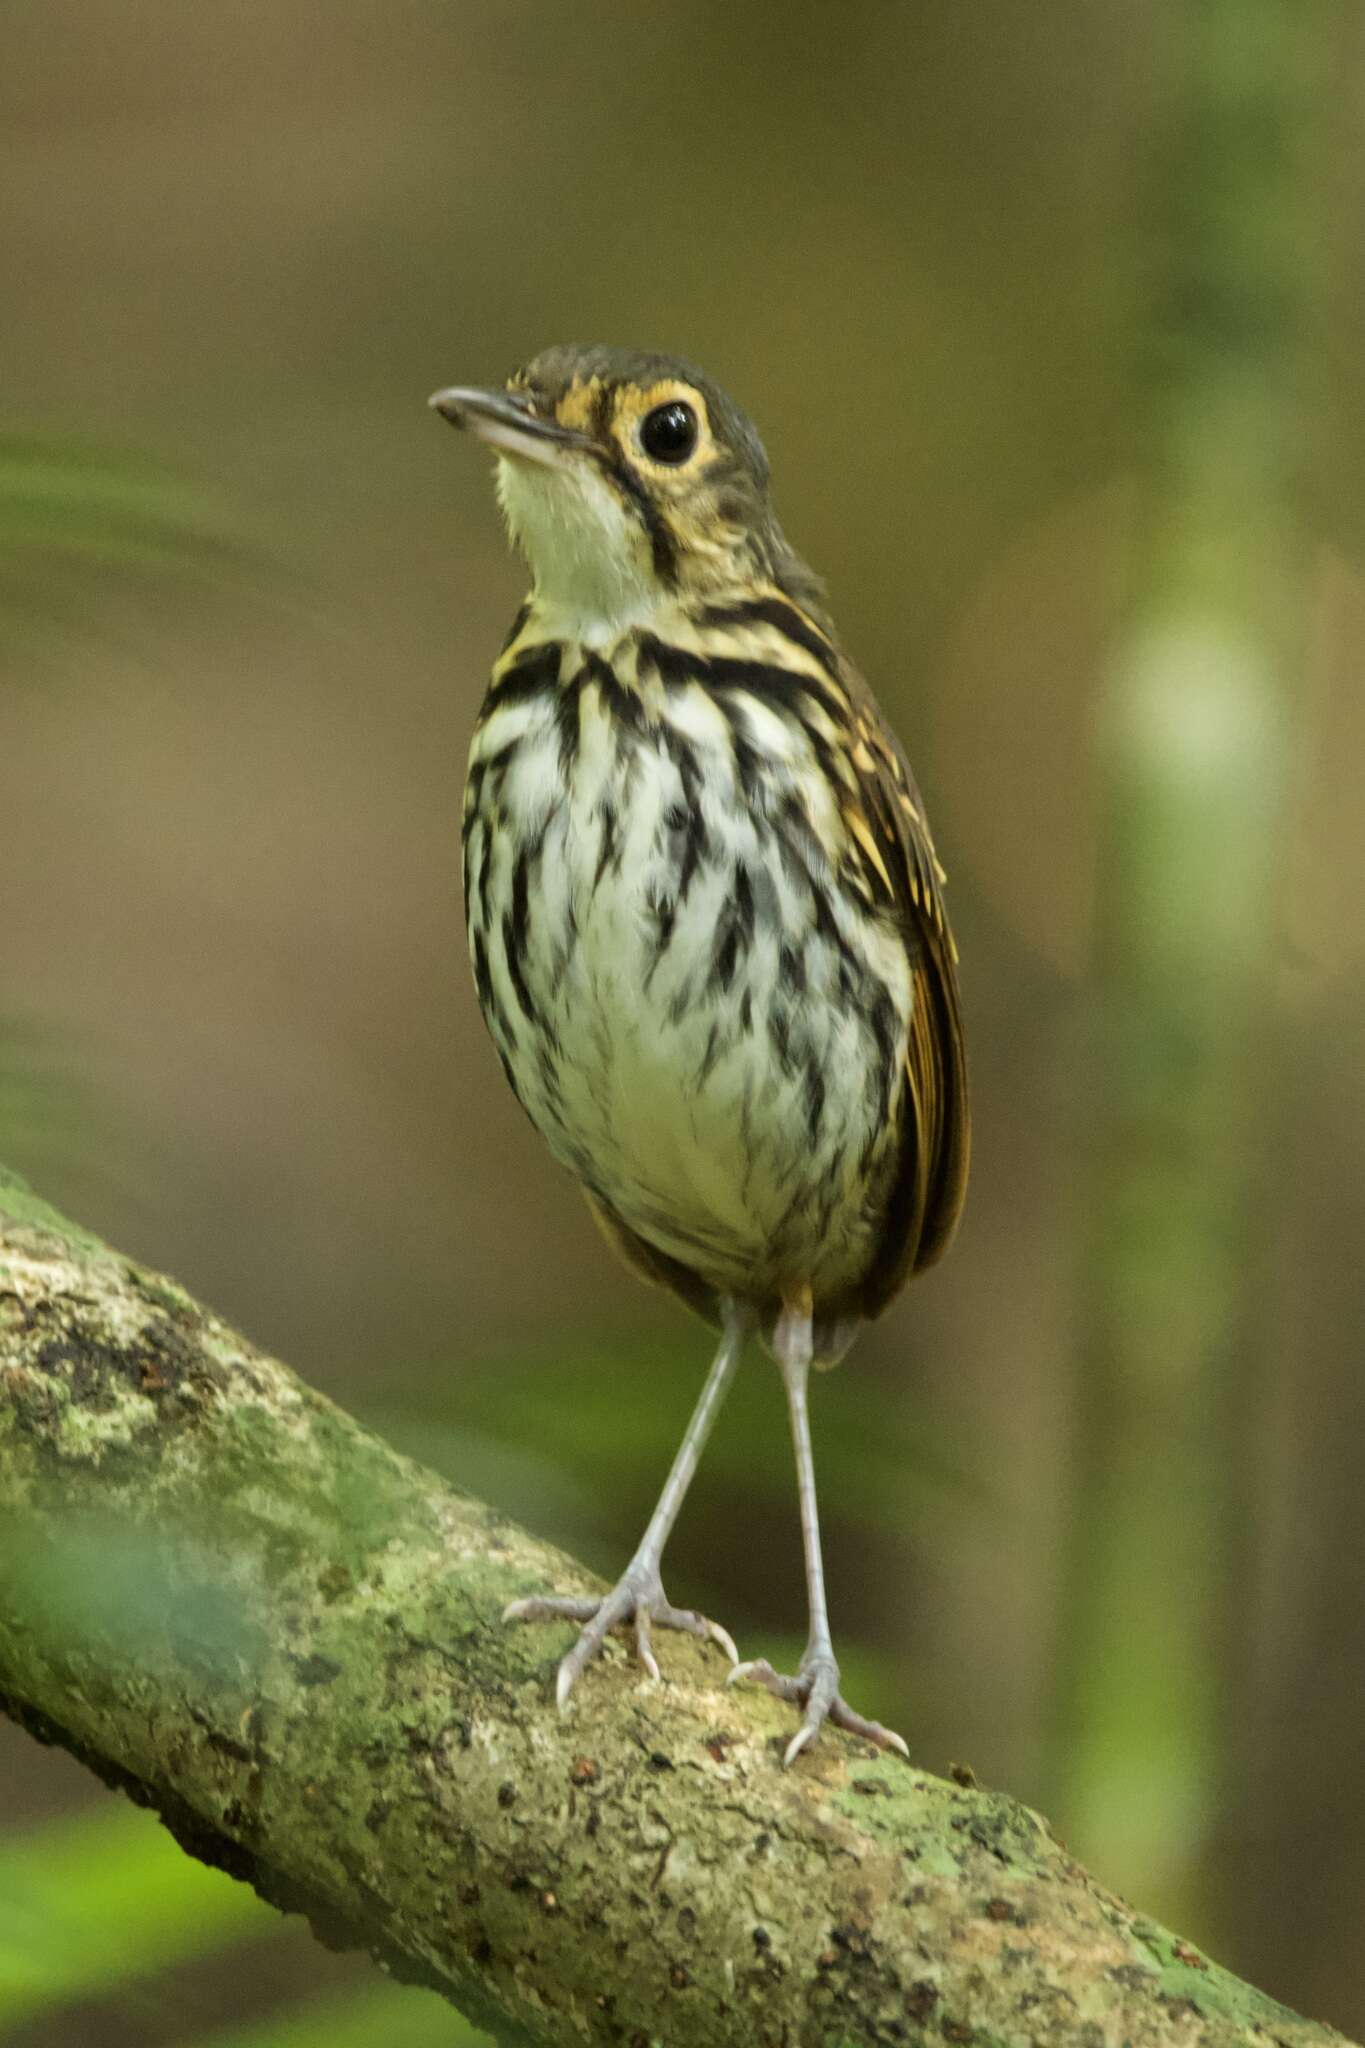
[729, 1647, 910, 1766]
[504, 1561, 739, 1708]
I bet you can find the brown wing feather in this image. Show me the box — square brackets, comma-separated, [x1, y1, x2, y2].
[833, 663, 971, 1317]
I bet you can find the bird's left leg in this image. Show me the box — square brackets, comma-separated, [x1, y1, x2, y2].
[731, 1282, 910, 1764]
[504, 1299, 749, 1706]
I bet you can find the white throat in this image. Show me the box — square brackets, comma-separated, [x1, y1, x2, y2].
[495, 452, 660, 645]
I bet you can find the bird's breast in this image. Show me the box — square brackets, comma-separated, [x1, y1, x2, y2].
[462, 641, 913, 1302]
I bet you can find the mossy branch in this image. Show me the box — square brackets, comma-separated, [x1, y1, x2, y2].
[0, 1169, 1352, 2048]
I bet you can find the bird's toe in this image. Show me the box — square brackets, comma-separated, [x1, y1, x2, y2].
[732, 1650, 910, 1763]
[504, 1571, 739, 1702]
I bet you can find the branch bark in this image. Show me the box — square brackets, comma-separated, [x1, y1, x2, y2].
[0, 1168, 1352, 2048]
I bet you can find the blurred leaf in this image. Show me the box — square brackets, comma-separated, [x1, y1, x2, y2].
[172, 1983, 488, 2048]
[0, 1802, 270, 2030]
[0, 436, 233, 576]
[0, 434, 266, 670]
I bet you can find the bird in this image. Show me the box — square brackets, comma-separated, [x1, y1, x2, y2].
[430, 345, 969, 1763]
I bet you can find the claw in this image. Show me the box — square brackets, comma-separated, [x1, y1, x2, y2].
[635, 1607, 661, 1683]
[730, 1651, 910, 1764]
[504, 1571, 739, 1705]
[555, 1648, 585, 1712]
[727, 1656, 770, 1689]
[699, 1616, 740, 1666]
[784, 1722, 818, 1767]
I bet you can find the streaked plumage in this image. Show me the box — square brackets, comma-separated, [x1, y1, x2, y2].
[433, 345, 968, 1760]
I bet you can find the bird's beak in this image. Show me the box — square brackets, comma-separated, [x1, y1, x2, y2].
[428, 385, 591, 468]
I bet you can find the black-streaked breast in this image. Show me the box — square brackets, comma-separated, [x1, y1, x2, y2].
[461, 586, 965, 1330]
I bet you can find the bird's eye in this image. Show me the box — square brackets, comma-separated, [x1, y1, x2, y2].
[640, 400, 699, 464]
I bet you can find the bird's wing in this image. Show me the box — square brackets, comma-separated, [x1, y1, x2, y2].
[830, 660, 971, 1313]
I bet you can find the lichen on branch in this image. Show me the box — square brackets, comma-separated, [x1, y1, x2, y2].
[0, 1170, 1352, 2048]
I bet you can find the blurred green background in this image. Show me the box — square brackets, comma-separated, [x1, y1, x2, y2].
[4, 1, 1365, 2042]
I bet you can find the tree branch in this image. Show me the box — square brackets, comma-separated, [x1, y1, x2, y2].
[0, 1168, 1352, 2048]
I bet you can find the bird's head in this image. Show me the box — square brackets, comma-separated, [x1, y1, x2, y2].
[430, 344, 820, 634]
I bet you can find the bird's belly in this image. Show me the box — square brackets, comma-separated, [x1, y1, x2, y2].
[464, 697, 912, 1302]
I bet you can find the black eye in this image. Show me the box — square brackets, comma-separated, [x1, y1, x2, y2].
[640, 400, 698, 464]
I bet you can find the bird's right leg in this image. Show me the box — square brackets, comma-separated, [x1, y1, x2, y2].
[504, 1299, 749, 1706]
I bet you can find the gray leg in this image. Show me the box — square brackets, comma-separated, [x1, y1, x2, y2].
[505, 1300, 749, 1705]
[732, 1290, 910, 1764]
